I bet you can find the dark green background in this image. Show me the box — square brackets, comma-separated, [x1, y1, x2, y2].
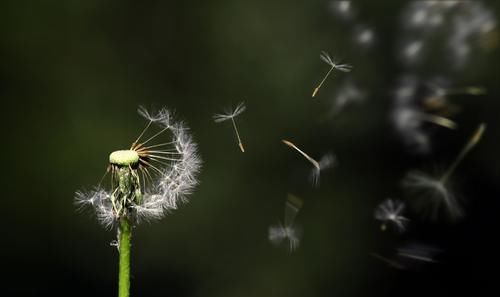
[2, 1, 499, 296]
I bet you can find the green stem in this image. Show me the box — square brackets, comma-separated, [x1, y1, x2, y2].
[118, 218, 131, 297]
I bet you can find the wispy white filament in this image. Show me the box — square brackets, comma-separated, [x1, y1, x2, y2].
[76, 107, 201, 227]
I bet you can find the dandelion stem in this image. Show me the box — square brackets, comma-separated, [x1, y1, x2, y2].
[312, 66, 334, 98]
[118, 218, 131, 297]
[231, 118, 245, 152]
[440, 123, 486, 184]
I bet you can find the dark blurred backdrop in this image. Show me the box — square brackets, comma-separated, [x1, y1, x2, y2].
[1, 1, 500, 296]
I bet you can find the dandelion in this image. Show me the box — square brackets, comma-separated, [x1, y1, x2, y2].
[75, 106, 201, 297]
[282, 139, 336, 187]
[403, 123, 486, 221]
[374, 199, 409, 232]
[269, 194, 303, 253]
[312, 51, 352, 98]
[213, 102, 246, 152]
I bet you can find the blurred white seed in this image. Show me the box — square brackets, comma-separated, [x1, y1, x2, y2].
[329, 80, 366, 116]
[374, 199, 409, 232]
[269, 194, 303, 253]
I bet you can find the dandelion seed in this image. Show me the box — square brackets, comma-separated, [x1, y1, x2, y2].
[374, 199, 409, 232]
[282, 139, 335, 187]
[403, 123, 486, 221]
[312, 51, 352, 98]
[213, 102, 246, 152]
[269, 194, 303, 253]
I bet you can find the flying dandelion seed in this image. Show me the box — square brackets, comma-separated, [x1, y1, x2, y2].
[312, 51, 352, 98]
[374, 199, 409, 232]
[282, 139, 336, 187]
[75, 106, 201, 297]
[268, 194, 303, 253]
[213, 102, 246, 152]
[403, 123, 486, 221]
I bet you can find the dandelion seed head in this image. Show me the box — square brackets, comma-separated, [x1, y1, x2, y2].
[75, 107, 201, 228]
